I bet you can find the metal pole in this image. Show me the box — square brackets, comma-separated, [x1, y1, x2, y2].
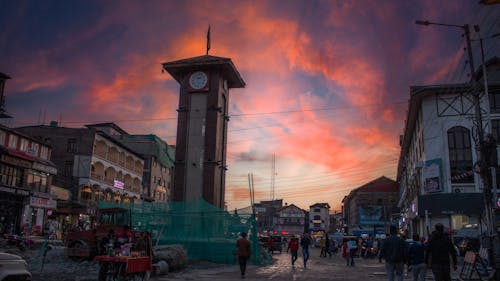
[464, 24, 500, 280]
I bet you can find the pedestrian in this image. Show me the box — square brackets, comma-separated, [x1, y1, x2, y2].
[378, 225, 408, 281]
[408, 234, 426, 281]
[424, 223, 457, 281]
[328, 237, 337, 257]
[300, 233, 311, 268]
[267, 236, 274, 255]
[287, 236, 299, 267]
[236, 232, 251, 278]
[342, 239, 356, 266]
[326, 236, 332, 258]
[319, 236, 327, 257]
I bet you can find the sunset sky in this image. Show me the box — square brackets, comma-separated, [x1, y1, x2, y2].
[1, 1, 499, 212]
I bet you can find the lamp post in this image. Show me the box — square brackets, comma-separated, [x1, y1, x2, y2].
[416, 19, 500, 279]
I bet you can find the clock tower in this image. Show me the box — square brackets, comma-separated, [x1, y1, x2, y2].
[162, 55, 245, 208]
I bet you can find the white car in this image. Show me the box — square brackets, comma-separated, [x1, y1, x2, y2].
[0, 252, 31, 281]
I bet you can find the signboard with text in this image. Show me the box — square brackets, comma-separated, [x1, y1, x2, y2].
[424, 159, 442, 193]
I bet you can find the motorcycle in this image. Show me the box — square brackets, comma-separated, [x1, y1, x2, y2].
[4, 234, 34, 251]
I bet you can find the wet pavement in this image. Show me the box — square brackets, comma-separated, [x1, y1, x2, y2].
[157, 247, 416, 281]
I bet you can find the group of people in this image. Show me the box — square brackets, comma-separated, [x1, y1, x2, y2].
[236, 223, 458, 281]
[378, 224, 458, 281]
[235, 232, 314, 278]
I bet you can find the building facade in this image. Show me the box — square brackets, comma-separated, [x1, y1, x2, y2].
[15, 123, 144, 227]
[0, 124, 57, 235]
[254, 199, 283, 234]
[275, 204, 306, 235]
[108, 133, 175, 202]
[309, 203, 330, 234]
[342, 176, 399, 236]
[397, 58, 500, 238]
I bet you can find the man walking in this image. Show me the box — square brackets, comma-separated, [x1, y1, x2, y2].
[408, 234, 426, 281]
[425, 223, 457, 281]
[236, 232, 251, 278]
[300, 233, 311, 268]
[287, 236, 299, 267]
[379, 225, 408, 281]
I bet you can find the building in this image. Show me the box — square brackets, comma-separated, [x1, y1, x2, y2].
[254, 199, 283, 234]
[0, 72, 12, 119]
[342, 176, 399, 236]
[397, 57, 500, 238]
[309, 203, 330, 234]
[329, 211, 343, 233]
[107, 131, 175, 202]
[15, 123, 144, 226]
[0, 124, 57, 235]
[275, 203, 306, 235]
[162, 55, 245, 209]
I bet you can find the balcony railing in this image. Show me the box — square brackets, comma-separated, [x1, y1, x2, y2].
[91, 172, 103, 181]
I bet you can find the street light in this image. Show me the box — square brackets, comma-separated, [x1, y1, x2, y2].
[416, 19, 500, 280]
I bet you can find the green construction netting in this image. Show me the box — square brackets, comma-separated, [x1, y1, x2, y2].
[98, 199, 266, 265]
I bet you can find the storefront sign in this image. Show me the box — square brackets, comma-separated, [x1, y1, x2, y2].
[32, 162, 57, 175]
[114, 180, 124, 189]
[30, 196, 57, 209]
[49, 185, 71, 201]
[424, 159, 442, 193]
[1, 154, 32, 168]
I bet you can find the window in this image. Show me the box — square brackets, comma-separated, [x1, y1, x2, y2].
[67, 138, 77, 153]
[313, 215, 321, 220]
[8, 134, 18, 148]
[314, 208, 321, 212]
[30, 143, 39, 156]
[0, 130, 5, 146]
[64, 161, 73, 177]
[27, 171, 48, 193]
[492, 119, 500, 145]
[448, 126, 474, 184]
[0, 164, 24, 187]
[40, 146, 49, 159]
[490, 91, 500, 113]
[20, 138, 29, 152]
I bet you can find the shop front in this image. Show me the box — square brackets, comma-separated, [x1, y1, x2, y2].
[417, 193, 484, 237]
[0, 186, 29, 235]
[21, 192, 57, 235]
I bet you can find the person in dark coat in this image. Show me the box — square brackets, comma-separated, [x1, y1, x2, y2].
[236, 232, 251, 278]
[379, 225, 408, 281]
[424, 223, 457, 281]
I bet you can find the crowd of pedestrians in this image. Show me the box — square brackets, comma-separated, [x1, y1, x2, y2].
[236, 223, 460, 280]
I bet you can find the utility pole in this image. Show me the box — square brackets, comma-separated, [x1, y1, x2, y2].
[416, 20, 500, 279]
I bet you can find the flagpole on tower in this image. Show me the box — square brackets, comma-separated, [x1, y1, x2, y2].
[206, 25, 211, 55]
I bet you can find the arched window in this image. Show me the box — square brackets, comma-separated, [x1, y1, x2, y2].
[448, 126, 473, 183]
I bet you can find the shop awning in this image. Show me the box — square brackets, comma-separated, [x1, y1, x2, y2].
[418, 193, 484, 217]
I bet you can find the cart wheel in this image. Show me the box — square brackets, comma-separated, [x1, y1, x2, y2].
[69, 241, 88, 262]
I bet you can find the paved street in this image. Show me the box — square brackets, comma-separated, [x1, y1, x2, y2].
[156, 247, 421, 281]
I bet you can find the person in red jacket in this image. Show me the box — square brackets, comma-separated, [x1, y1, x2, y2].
[268, 237, 275, 254]
[287, 237, 299, 267]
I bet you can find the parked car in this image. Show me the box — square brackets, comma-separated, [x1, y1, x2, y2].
[0, 252, 31, 281]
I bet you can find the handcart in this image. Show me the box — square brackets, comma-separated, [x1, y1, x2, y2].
[95, 255, 152, 281]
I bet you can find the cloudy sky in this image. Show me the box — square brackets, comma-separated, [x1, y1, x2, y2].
[1, 1, 499, 211]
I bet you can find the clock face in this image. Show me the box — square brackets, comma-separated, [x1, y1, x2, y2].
[189, 71, 208, 90]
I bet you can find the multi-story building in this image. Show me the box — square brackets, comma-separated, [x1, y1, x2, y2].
[342, 176, 399, 236]
[329, 211, 343, 233]
[397, 58, 500, 238]
[15, 123, 144, 225]
[275, 203, 306, 235]
[254, 199, 283, 234]
[102, 127, 175, 202]
[0, 124, 57, 235]
[309, 203, 330, 234]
